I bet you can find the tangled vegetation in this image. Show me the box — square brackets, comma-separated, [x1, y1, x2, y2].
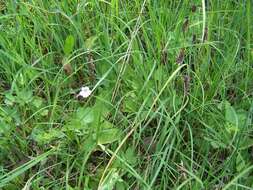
[0, 1, 252, 189]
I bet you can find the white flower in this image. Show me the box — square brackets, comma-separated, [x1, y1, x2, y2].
[77, 86, 92, 98]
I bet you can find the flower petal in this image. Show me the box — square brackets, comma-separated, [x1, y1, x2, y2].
[77, 86, 92, 98]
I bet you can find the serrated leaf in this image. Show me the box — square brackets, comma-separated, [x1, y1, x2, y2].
[64, 35, 75, 55]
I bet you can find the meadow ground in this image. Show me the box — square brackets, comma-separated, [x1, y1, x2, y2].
[0, 1, 252, 189]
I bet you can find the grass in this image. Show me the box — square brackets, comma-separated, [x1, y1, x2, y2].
[0, 0, 252, 189]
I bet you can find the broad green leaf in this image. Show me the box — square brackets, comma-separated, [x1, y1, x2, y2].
[115, 181, 126, 190]
[97, 128, 121, 144]
[97, 121, 121, 144]
[64, 107, 94, 131]
[224, 101, 239, 136]
[237, 109, 247, 128]
[84, 36, 97, 50]
[91, 101, 108, 132]
[225, 101, 238, 126]
[17, 89, 33, 104]
[124, 147, 137, 165]
[64, 119, 83, 131]
[76, 107, 94, 124]
[64, 35, 75, 55]
[31, 127, 64, 145]
[82, 136, 97, 153]
[4, 92, 15, 106]
[1, 107, 21, 125]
